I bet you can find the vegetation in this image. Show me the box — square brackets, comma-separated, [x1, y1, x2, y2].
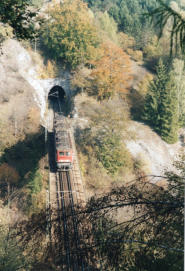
[85, 0, 158, 48]
[2, 156, 183, 270]
[0, 0, 41, 40]
[0, 226, 31, 271]
[89, 41, 131, 100]
[0, 163, 19, 199]
[0, 23, 13, 43]
[149, 0, 185, 55]
[75, 98, 133, 189]
[41, 0, 100, 68]
[142, 59, 179, 143]
[171, 58, 185, 127]
[95, 11, 119, 43]
[72, 41, 132, 100]
[0, 0, 184, 269]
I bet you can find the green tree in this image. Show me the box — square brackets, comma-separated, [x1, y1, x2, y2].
[85, 0, 158, 48]
[142, 59, 179, 143]
[95, 11, 119, 43]
[0, 226, 31, 271]
[0, 0, 40, 40]
[142, 59, 168, 127]
[41, 0, 99, 68]
[159, 73, 179, 143]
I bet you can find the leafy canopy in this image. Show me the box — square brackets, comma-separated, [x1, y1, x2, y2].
[0, 0, 40, 40]
[89, 41, 131, 100]
[85, 0, 158, 48]
[41, 0, 100, 68]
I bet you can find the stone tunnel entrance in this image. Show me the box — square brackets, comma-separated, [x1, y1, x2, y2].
[48, 85, 71, 116]
[48, 85, 66, 101]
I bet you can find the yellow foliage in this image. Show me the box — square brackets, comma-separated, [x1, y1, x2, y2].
[126, 48, 143, 62]
[89, 41, 132, 100]
[95, 11, 119, 44]
[143, 36, 162, 59]
[71, 65, 91, 90]
[42, 0, 99, 68]
[0, 23, 13, 43]
[118, 32, 135, 50]
[138, 73, 153, 97]
[38, 60, 58, 79]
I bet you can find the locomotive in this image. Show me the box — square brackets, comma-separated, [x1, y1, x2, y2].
[54, 113, 73, 171]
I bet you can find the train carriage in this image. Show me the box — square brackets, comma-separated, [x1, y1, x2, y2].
[54, 114, 73, 171]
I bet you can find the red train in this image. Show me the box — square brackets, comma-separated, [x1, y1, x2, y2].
[54, 113, 73, 171]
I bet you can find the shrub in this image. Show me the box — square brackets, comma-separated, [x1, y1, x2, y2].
[95, 132, 132, 175]
[0, 23, 13, 43]
[127, 48, 143, 62]
[38, 60, 58, 79]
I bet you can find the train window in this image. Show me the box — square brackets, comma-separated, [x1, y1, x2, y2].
[59, 152, 65, 156]
[66, 152, 70, 156]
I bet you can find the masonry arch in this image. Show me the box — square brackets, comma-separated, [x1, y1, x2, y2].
[48, 85, 66, 101]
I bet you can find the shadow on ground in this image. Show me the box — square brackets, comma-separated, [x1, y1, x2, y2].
[0, 127, 46, 187]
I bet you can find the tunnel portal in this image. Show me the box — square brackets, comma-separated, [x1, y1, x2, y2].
[48, 85, 66, 101]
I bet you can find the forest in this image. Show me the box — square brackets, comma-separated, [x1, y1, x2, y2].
[0, 0, 184, 270]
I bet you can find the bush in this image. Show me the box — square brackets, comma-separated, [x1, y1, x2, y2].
[127, 48, 143, 62]
[95, 132, 132, 175]
[38, 60, 58, 79]
[0, 23, 13, 43]
[118, 32, 135, 50]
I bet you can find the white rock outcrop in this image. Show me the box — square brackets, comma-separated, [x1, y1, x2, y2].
[0, 39, 70, 120]
[126, 121, 184, 178]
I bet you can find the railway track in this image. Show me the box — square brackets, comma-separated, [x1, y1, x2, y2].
[48, 97, 86, 270]
[56, 171, 84, 270]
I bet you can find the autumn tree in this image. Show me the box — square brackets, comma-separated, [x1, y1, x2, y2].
[41, 0, 99, 68]
[88, 41, 132, 100]
[0, 163, 19, 198]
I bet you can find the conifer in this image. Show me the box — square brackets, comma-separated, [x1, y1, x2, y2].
[142, 59, 179, 143]
[159, 74, 179, 143]
[142, 59, 168, 128]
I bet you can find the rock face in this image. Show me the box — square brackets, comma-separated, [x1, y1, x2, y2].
[0, 39, 71, 121]
[126, 121, 184, 178]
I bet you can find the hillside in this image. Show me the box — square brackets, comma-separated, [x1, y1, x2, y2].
[0, 0, 184, 270]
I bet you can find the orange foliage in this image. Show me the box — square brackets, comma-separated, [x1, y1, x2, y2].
[89, 41, 132, 100]
[0, 163, 19, 186]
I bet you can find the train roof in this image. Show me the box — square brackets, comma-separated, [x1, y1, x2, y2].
[55, 130, 72, 150]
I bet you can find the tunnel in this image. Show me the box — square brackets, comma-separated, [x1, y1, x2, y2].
[48, 85, 66, 101]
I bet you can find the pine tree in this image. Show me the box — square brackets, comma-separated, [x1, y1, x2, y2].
[159, 74, 179, 143]
[142, 59, 179, 143]
[142, 59, 168, 128]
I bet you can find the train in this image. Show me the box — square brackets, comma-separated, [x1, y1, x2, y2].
[54, 113, 73, 171]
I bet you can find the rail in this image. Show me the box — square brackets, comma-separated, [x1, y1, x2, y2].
[48, 97, 86, 270]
